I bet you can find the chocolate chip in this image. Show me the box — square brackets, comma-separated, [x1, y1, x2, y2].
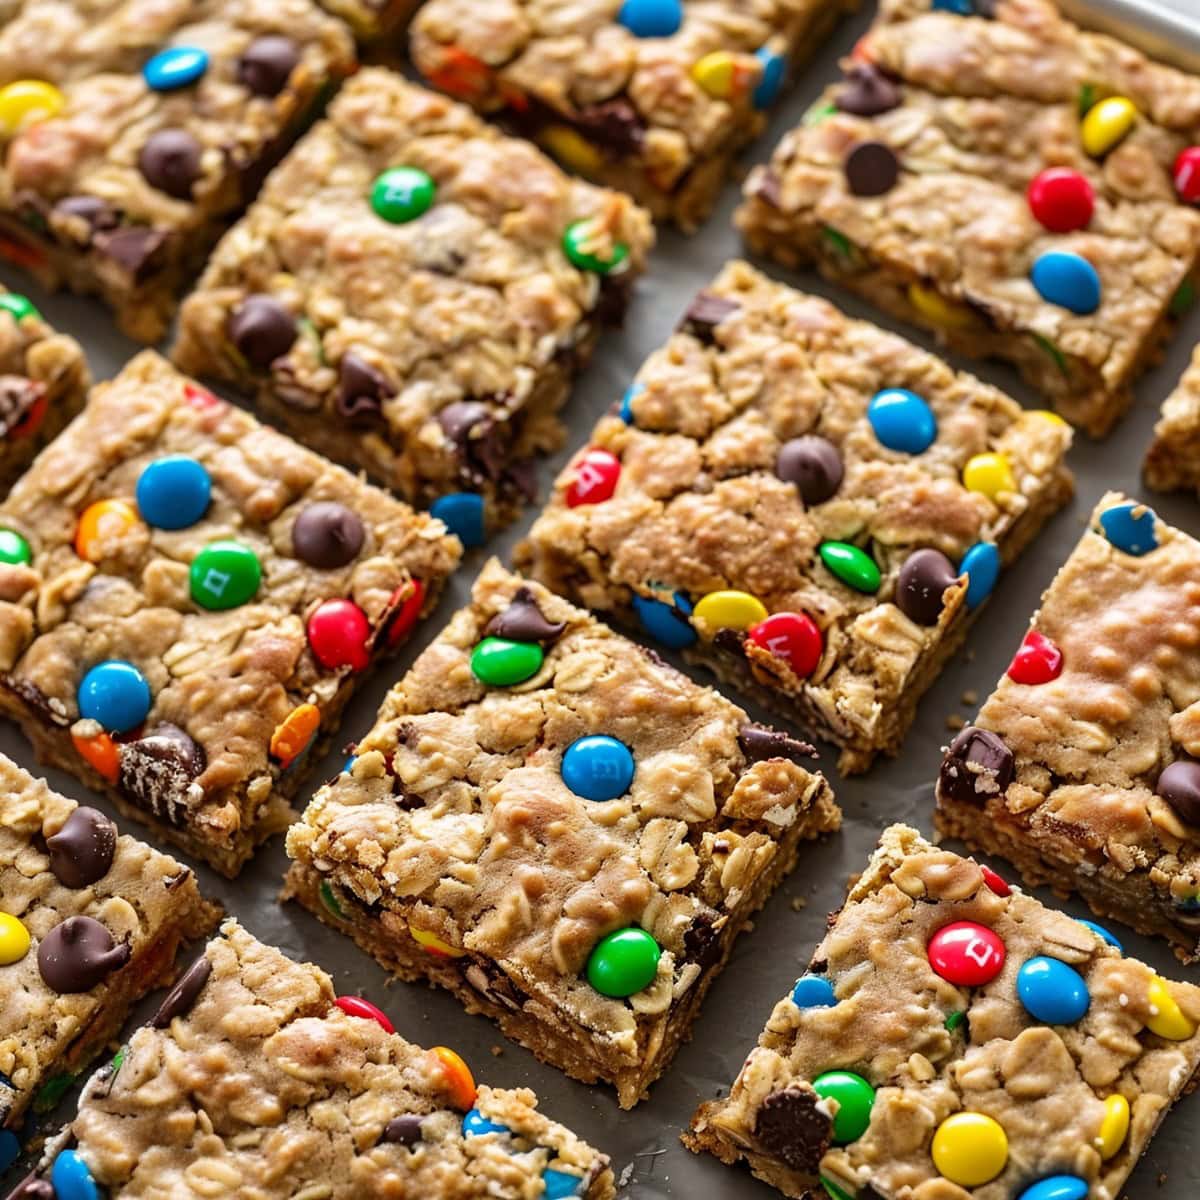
[775, 436, 844, 506]
[896, 548, 959, 625]
[683, 911, 725, 969]
[93, 226, 168, 282]
[437, 400, 507, 483]
[483, 586, 566, 646]
[940, 726, 1014, 804]
[152, 956, 212, 1027]
[37, 915, 130, 993]
[751, 168, 784, 209]
[138, 128, 203, 199]
[46, 806, 117, 888]
[975, 0, 997, 15]
[237, 35, 300, 98]
[753, 1087, 831, 1171]
[292, 502, 365, 569]
[54, 195, 119, 240]
[0, 375, 45, 439]
[462, 960, 523, 1010]
[118, 723, 206, 827]
[164, 868, 193, 890]
[844, 141, 900, 196]
[680, 292, 740, 343]
[738, 723, 817, 764]
[227, 295, 297, 369]
[8, 1173, 54, 1200]
[835, 64, 902, 116]
[3, 677, 68, 727]
[713, 628, 745, 657]
[573, 98, 645, 157]
[1156, 760, 1200, 825]
[382, 1114, 425, 1145]
[438, 400, 490, 443]
[336, 352, 391, 423]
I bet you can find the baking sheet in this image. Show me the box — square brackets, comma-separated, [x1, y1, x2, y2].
[3, 0, 1200, 1194]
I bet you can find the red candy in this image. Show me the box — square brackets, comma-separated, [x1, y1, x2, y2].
[928, 921, 1006, 986]
[183, 382, 222, 410]
[1006, 629, 1063, 686]
[980, 865, 1011, 897]
[385, 577, 425, 647]
[9, 388, 46, 439]
[1174, 146, 1200, 204]
[565, 448, 621, 508]
[307, 598, 371, 671]
[1027, 168, 1095, 233]
[746, 611, 823, 679]
[335, 994, 395, 1034]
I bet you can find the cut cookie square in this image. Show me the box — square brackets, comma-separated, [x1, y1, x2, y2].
[1144, 345, 1200, 495]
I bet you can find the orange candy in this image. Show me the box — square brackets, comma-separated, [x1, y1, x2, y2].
[73, 731, 119, 784]
[429, 1046, 476, 1110]
[75, 499, 141, 562]
[426, 47, 490, 99]
[270, 703, 321, 768]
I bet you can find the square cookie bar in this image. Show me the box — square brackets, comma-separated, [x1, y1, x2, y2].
[0, 288, 88, 493]
[936, 492, 1200, 962]
[409, 0, 858, 230]
[0, 351, 461, 877]
[1144, 345, 1200, 495]
[1, 752, 215, 1143]
[284, 560, 841, 1108]
[0, 0, 355, 343]
[8, 919, 615, 1200]
[320, 0, 417, 40]
[737, 0, 1200, 436]
[686, 824, 1200, 1200]
[173, 71, 653, 545]
[517, 261, 1074, 774]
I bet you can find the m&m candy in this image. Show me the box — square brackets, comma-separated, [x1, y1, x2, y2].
[791, 974, 836, 1008]
[270, 703, 321, 769]
[561, 735, 635, 801]
[753, 47, 785, 110]
[1097, 1093, 1130, 1159]
[811, 1071, 874, 1143]
[617, 0, 683, 38]
[431, 492, 485, 548]
[335, 994, 394, 1034]
[50, 1148, 99, 1200]
[1017, 1177, 1088, 1200]
[931, 1112, 1008, 1186]
[471, 636, 543, 686]
[542, 1168, 585, 1199]
[190, 540, 261, 609]
[694, 589, 768, 631]
[746, 611, 823, 678]
[370, 166, 436, 224]
[143, 46, 209, 92]
[0, 913, 30, 965]
[0, 79, 65, 137]
[0, 294, 38, 323]
[75, 498, 142, 562]
[562, 220, 629, 274]
[960, 541, 1000, 609]
[136, 455, 211, 529]
[867, 388, 937, 454]
[819, 542, 880, 593]
[430, 1046, 477, 1110]
[1098, 501, 1157, 556]
[1017, 956, 1090, 1024]
[1174, 146, 1200, 204]
[307, 599, 371, 671]
[462, 1107, 509, 1138]
[927, 921, 1005, 986]
[1030, 251, 1101, 315]
[1027, 167, 1094, 232]
[586, 928, 660, 997]
[1077, 919, 1122, 953]
[77, 660, 152, 734]
[1081, 96, 1136, 157]
[619, 381, 644, 424]
[1145, 976, 1196, 1039]
[979, 865, 1010, 896]
[1006, 630, 1063, 685]
[632, 591, 696, 649]
[0, 529, 31, 565]
[565, 448, 620, 507]
[962, 452, 1015, 501]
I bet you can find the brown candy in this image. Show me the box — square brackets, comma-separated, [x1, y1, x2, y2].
[382, 1114, 425, 1145]
[46, 806, 117, 888]
[37, 915, 130, 993]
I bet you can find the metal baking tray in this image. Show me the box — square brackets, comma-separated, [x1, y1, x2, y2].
[2, 0, 1199, 1196]
[1061, 0, 1199, 73]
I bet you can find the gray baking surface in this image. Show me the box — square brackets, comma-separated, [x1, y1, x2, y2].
[3, 1, 1200, 1195]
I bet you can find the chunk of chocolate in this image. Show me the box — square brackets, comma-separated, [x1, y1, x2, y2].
[753, 1087, 831, 1171]
[46, 806, 117, 888]
[737, 724, 817, 765]
[680, 292, 741, 344]
[152, 956, 212, 1027]
[940, 726, 1015, 804]
[118, 723, 206, 826]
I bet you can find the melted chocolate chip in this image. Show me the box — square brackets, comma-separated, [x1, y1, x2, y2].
[138, 128, 203, 199]
[835, 64, 902, 116]
[896, 548, 959, 626]
[336, 352, 391, 423]
[8, 1173, 54, 1200]
[483, 586, 566, 646]
[227, 295, 297, 369]
[737, 723, 817, 764]
[0, 375, 45, 439]
[4, 677, 68, 727]
[775, 436, 844, 506]
[683, 911, 725, 970]
[751, 169, 784, 209]
[164, 868, 193, 890]
[680, 292, 740, 343]
[712, 628, 745, 657]
[237, 35, 300, 97]
[38, 915, 130, 993]
[940, 726, 1014, 804]
[437, 400, 507, 483]
[94, 226, 168, 282]
[54, 195, 119, 238]
[975, 0, 997, 15]
[152, 956, 212, 1027]
[118, 723, 206, 827]
[753, 1087, 831, 1171]
[573, 98, 645, 157]
[1156, 760, 1200, 825]
[844, 140, 900, 197]
[462, 960, 523, 1010]
[292, 502, 365, 569]
[46, 806, 117, 888]
[383, 1114, 425, 1145]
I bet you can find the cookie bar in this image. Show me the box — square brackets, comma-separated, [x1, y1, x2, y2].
[516, 261, 1074, 774]
[0, 288, 88, 493]
[0, 752, 216, 1147]
[936, 492, 1200, 963]
[1144, 345, 1200, 494]
[737, 0, 1200, 436]
[320, 0, 416, 40]
[685, 824, 1200, 1200]
[0, 351, 461, 878]
[172, 71, 653, 544]
[9, 919, 615, 1200]
[409, 0, 858, 231]
[284, 560, 841, 1108]
[0, 0, 355, 343]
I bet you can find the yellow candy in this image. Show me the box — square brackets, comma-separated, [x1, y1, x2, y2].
[1029, 409, 1068, 426]
[692, 51, 738, 99]
[1146, 975, 1196, 1040]
[907, 282, 979, 331]
[0, 79, 65, 138]
[962, 452, 1016, 501]
[1096, 1093, 1130, 1159]
[693, 589, 769, 631]
[1081, 96, 1137, 157]
[931, 1111, 1008, 1187]
[539, 125, 603, 176]
[410, 923, 465, 959]
[0, 912, 30, 965]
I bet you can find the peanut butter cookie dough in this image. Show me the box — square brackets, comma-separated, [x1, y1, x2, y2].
[172, 70, 654, 545]
[11, 919, 615, 1200]
[936, 492, 1200, 962]
[737, 0, 1200, 436]
[0, 351, 461, 878]
[686, 825, 1200, 1200]
[517, 261, 1074, 774]
[284, 561, 841, 1109]
[1144, 345, 1200, 495]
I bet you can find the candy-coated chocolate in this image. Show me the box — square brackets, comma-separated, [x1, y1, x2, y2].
[746, 611, 822, 678]
[1017, 956, 1090, 1024]
[819, 542, 880, 593]
[617, 0, 683, 38]
[72, 731, 119, 784]
[691, 51, 740, 99]
[776, 435, 843, 504]
[540, 125, 604, 175]
[632, 591, 696, 649]
[319, 880, 344, 918]
[1145, 976, 1196, 1039]
[335, 994, 395, 1033]
[1174, 146, 1200, 203]
[75, 498, 142, 562]
[565, 447, 621, 507]
[143, 46, 209, 91]
[1097, 1093, 1130, 1159]
[136, 455, 211, 529]
[431, 492, 485, 547]
[927, 921, 1005, 986]
[1030, 251, 1101, 314]
[190, 540, 261, 610]
[370, 166, 436, 224]
[1155, 759, 1200, 825]
[0, 528, 31, 565]
[791, 974, 836, 1008]
[1077, 919, 1122, 953]
[811, 1071, 874, 1144]
[410, 924, 465, 958]
[0, 293, 39, 323]
[1081, 96, 1136, 156]
[385, 578, 426, 647]
[821, 1178, 854, 1200]
[50, 1149, 98, 1200]
[619, 381, 644, 424]
[931, 1111, 1008, 1186]
[932, 0, 973, 10]
[979, 865, 1010, 896]
[0, 1130, 17, 1173]
[960, 541, 1000, 609]
[542, 1168, 584, 1199]
[430, 1046, 477, 1110]
[77, 660, 151, 734]
[896, 548, 958, 626]
[1017, 1177, 1088, 1200]
[868, 388, 936, 454]
[907, 282, 978, 330]
[462, 1107, 509, 1137]
[962, 452, 1015, 501]
[1098, 501, 1157, 556]
[586, 927, 660, 997]
[0, 80, 65, 136]
[0, 913, 30, 965]
[694, 589, 768, 631]
[471, 636, 544, 686]
[383, 1114, 425, 1146]
[753, 47, 785, 110]
[1007, 629, 1063, 685]
[307, 599, 371, 671]
[562, 219, 629, 273]
[1027, 167, 1095, 232]
[561, 735, 635, 801]
[270, 703, 321, 768]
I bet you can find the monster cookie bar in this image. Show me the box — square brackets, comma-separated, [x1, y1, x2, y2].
[737, 0, 1200, 436]
[0, 753, 215, 1154]
[1144, 345, 1200, 495]
[409, 0, 858, 230]
[284, 561, 841, 1108]
[517, 262, 1074, 774]
[0, 0, 355, 343]
[936, 492, 1200, 962]
[8, 920, 615, 1200]
[0, 351, 461, 878]
[172, 71, 652, 545]
[0, 289, 88, 493]
[685, 824, 1200, 1200]
[320, 0, 417, 40]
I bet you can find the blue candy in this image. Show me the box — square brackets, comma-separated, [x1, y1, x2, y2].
[1077, 918, 1123, 954]
[632, 591, 696, 649]
[1017, 956, 1090, 1025]
[0, 1129, 18, 1173]
[959, 541, 1000, 609]
[617, 0, 683, 37]
[136, 455, 211, 530]
[619, 381, 644, 425]
[542, 1167, 584, 1199]
[143, 46, 209, 92]
[51, 1148, 99, 1200]
[791, 974, 836, 1009]
[1098, 501, 1157, 556]
[867, 389, 937, 454]
[343, 755, 358, 774]
[753, 48, 786, 110]
[430, 492, 485, 548]
[462, 1107, 510, 1138]
[561, 735, 635, 801]
[78, 660, 151, 734]
[932, 0, 974, 11]
[1017, 1177, 1089, 1200]
[1030, 251, 1102, 315]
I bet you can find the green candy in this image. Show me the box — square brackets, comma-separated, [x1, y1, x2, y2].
[821, 226, 855, 261]
[370, 166, 436, 224]
[562, 219, 629, 274]
[1171, 277, 1196, 317]
[34, 1072, 74, 1112]
[0, 293, 39, 323]
[470, 636, 544, 687]
[189, 540, 262, 611]
[110, 1046, 126, 1076]
[0, 528, 31, 566]
[1078, 82, 1098, 117]
[944, 1009, 966, 1033]
[821, 1179, 856, 1200]
[803, 100, 838, 128]
[319, 879, 344, 920]
[585, 927, 660, 998]
[812, 1070, 875, 1144]
[819, 542, 880, 593]
[1032, 332, 1069, 376]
